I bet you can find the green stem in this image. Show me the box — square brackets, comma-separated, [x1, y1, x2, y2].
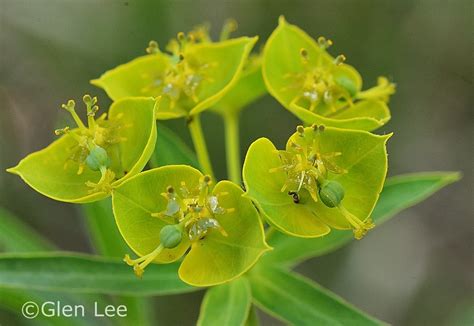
[223, 112, 241, 184]
[188, 114, 215, 180]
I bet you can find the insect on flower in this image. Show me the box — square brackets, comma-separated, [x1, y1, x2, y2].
[243, 124, 390, 239]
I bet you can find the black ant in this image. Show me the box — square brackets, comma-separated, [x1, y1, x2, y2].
[288, 191, 300, 204]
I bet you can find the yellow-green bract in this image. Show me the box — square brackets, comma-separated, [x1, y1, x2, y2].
[209, 53, 267, 116]
[263, 16, 395, 131]
[92, 37, 258, 119]
[112, 165, 271, 287]
[243, 126, 391, 238]
[7, 97, 158, 203]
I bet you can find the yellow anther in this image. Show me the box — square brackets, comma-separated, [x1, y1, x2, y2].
[54, 126, 70, 136]
[61, 99, 87, 130]
[338, 205, 375, 240]
[85, 168, 115, 194]
[200, 175, 212, 187]
[299, 48, 309, 61]
[123, 254, 136, 266]
[177, 32, 186, 42]
[123, 243, 164, 279]
[334, 54, 346, 66]
[220, 18, 238, 41]
[296, 125, 305, 136]
[61, 99, 76, 112]
[317, 36, 333, 49]
[146, 40, 159, 54]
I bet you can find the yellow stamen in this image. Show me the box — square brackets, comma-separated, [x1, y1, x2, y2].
[123, 244, 164, 278]
[61, 100, 86, 130]
[338, 204, 375, 240]
[220, 18, 238, 41]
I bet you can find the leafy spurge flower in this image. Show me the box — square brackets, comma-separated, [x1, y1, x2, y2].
[113, 165, 270, 286]
[263, 16, 396, 131]
[91, 22, 257, 119]
[243, 125, 390, 238]
[7, 96, 158, 203]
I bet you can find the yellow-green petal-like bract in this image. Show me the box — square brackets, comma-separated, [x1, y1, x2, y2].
[112, 165, 270, 287]
[7, 97, 158, 203]
[263, 16, 392, 131]
[92, 37, 258, 119]
[243, 126, 391, 237]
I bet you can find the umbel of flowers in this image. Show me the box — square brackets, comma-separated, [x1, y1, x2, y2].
[7, 17, 394, 286]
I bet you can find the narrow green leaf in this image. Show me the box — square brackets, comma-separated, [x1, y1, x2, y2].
[115, 296, 154, 326]
[248, 267, 385, 325]
[0, 288, 103, 326]
[261, 171, 461, 266]
[197, 277, 251, 326]
[0, 207, 54, 252]
[149, 123, 199, 168]
[0, 210, 103, 326]
[81, 199, 153, 326]
[0, 253, 197, 296]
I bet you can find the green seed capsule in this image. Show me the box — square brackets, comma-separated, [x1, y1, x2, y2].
[85, 145, 110, 171]
[334, 74, 357, 97]
[160, 224, 182, 249]
[319, 180, 345, 208]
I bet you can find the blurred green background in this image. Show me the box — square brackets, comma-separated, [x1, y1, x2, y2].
[0, 0, 472, 325]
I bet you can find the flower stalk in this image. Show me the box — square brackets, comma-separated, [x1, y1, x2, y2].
[223, 112, 242, 184]
[187, 114, 215, 180]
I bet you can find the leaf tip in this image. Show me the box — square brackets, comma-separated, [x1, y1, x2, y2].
[383, 132, 394, 141]
[6, 165, 19, 175]
[249, 35, 259, 45]
[278, 15, 287, 26]
[445, 171, 462, 183]
[90, 78, 103, 88]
